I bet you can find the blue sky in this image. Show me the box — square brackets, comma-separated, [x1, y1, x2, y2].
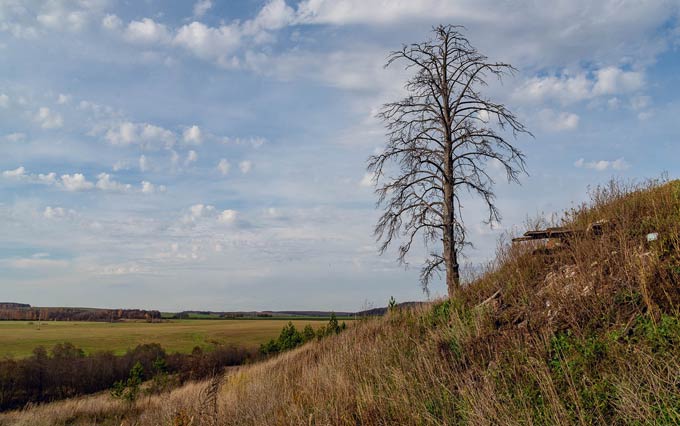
[1, 0, 679, 311]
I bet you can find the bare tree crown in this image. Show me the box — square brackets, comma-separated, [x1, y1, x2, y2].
[368, 25, 531, 296]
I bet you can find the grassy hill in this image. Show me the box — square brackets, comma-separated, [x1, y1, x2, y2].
[3, 179, 680, 425]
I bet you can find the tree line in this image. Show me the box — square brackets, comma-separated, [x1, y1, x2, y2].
[259, 314, 347, 355]
[0, 342, 252, 411]
[0, 307, 161, 322]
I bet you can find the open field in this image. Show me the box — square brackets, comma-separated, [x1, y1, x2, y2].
[0, 319, 339, 358]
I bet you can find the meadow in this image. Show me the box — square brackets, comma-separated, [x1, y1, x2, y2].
[0, 318, 335, 358]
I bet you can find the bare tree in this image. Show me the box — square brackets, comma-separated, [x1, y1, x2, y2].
[368, 25, 531, 298]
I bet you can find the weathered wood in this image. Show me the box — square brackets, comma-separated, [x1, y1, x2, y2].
[512, 220, 610, 243]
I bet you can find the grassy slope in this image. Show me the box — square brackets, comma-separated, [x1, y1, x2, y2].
[3, 179, 680, 425]
[0, 319, 331, 358]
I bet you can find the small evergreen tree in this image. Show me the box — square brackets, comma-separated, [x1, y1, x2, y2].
[277, 322, 302, 351]
[111, 361, 144, 403]
[388, 296, 397, 312]
[327, 313, 340, 335]
[302, 324, 316, 342]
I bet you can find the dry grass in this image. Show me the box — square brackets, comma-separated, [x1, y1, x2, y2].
[3, 178, 680, 425]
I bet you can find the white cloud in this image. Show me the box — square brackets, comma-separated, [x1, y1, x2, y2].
[593, 67, 644, 95]
[537, 109, 580, 131]
[193, 0, 213, 18]
[124, 18, 171, 44]
[186, 150, 198, 165]
[2, 166, 25, 178]
[515, 73, 591, 104]
[243, 0, 295, 37]
[96, 173, 131, 192]
[3, 132, 26, 143]
[187, 204, 215, 221]
[105, 121, 175, 149]
[220, 136, 266, 147]
[139, 155, 148, 172]
[43, 206, 74, 219]
[37, 172, 57, 184]
[218, 209, 238, 223]
[36, 7, 88, 32]
[35, 107, 63, 129]
[217, 158, 230, 175]
[183, 125, 202, 145]
[5, 257, 69, 269]
[239, 160, 252, 174]
[61, 173, 94, 191]
[173, 21, 241, 65]
[574, 157, 630, 171]
[0, 94, 9, 108]
[630, 95, 651, 110]
[359, 171, 376, 187]
[57, 93, 71, 104]
[516, 67, 645, 105]
[141, 181, 165, 194]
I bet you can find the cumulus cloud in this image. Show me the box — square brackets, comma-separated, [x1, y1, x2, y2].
[593, 67, 645, 95]
[141, 181, 166, 194]
[96, 173, 132, 192]
[218, 209, 238, 223]
[105, 121, 175, 149]
[574, 157, 630, 171]
[173, 21, 242, 66]
[3, 166, 58, 184]
[217, 158, 230, 175]
[185, 150, 198, 165]
[35, 107, 63, 129]
[537, 109, 580, 131]
[183, 203, 216, 223]
[515, 67, 645, 105]
[515, 73, 591, 104]
[124, 18, 171, 44]
[61, 173, 94, 191]
[238, 160, 252, 174]
[37, 172, 57, 184]
[183, 125, 202, 145]
[2, 166, 25, 178]
[193, 0, 213, 18]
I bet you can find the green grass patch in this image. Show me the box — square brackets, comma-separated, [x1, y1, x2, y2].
[0, 319, 346, 358]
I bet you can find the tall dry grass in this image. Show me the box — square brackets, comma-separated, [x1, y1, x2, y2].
[2, 178, 680, 425]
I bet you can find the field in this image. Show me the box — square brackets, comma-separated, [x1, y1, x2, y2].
[0, 318, 338, 358]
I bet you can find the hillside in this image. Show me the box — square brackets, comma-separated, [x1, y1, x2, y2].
[3, 179, 680, 425]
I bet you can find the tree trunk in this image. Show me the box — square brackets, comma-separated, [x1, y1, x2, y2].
[442, 162, 459, 297]
[443, 224, 460, 298]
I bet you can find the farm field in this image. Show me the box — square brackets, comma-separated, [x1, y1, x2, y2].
[0, 319, 340, 358]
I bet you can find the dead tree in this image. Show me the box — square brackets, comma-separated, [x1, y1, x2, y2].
[368, 25, 530, 297]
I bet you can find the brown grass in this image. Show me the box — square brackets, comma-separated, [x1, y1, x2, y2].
[3, 178, 680, 425]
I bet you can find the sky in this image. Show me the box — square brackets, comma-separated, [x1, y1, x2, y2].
[1, 0, 679, 312]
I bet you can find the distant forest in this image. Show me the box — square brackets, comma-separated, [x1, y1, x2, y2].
[0, 304, 161, 322]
